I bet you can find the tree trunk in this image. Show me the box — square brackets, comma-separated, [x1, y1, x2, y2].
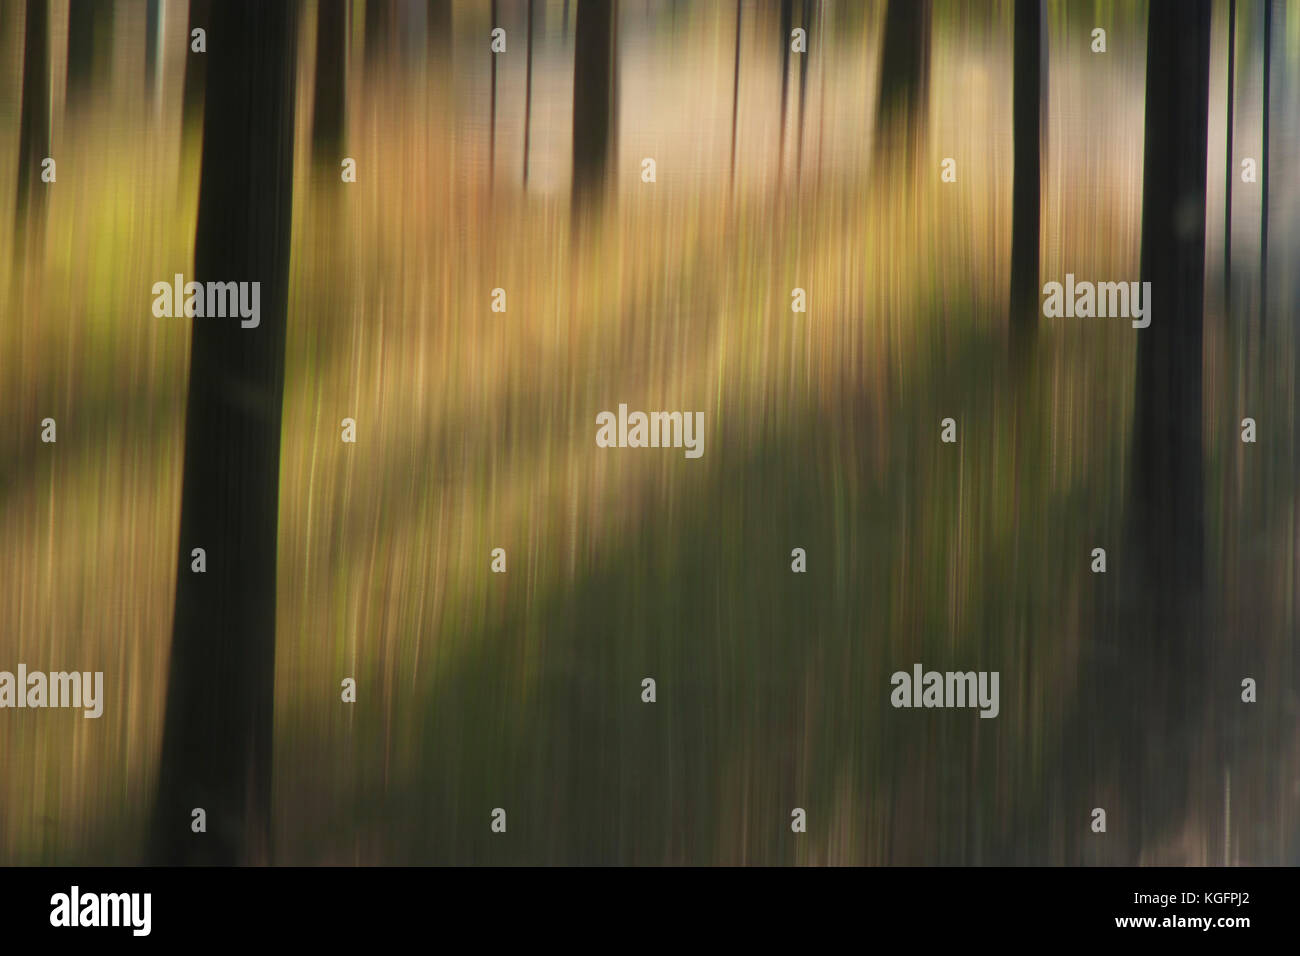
[366, 0, 393, 75]
[149, 0, 299, 867]
[523, 0, 535, 188]
[489, 0, 498, 191]
[796, 0, 812, 180]
[1134, 0, 1209, 601]
[777, 0, 792, 186]
[571, 0, 616, 217]
[729, 0, 742, 189]
[873, 0, 930, 166]
[312, 0, 348, 166]
[1127, 0, 1211, 861]
[1009, 0, 1044, 341]
[66, 0, 112, 108]
[145, 0, 162, 101]
[1259, 0, 1271, 330]
[427, 0, 451, 59]
[1223, 0, 1235, 313]
[15, 0, 49, 248]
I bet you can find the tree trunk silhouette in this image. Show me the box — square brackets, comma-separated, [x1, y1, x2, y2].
[1125, 0, 1211, 862]
[312, 0, 348, 166]
[66, 0, 93, 99]
[729, 0, 742, 190]
[149, 0, 299, 867]
[15, 0, 49, 250]
[777, 0, 792, 187]
[1223, 0, 1235, 313]
[427, 0, 451, 59]
[1259, 0, 1271, 330]
[489, 0, 499, 191]
[1009, 0, 1044, 344]
[796, 0, 812, 180]
[66, 0, 113, 109]
[1134, 0, 1209, 602]
[145, 0, 162, 102]
[366, 0, 394, 75]
[873, 0, 930, 168]
[523, 0, 535, 188]
[571, 0, 616, 217]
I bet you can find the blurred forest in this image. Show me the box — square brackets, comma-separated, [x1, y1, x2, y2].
[0, 0, 1298, 865]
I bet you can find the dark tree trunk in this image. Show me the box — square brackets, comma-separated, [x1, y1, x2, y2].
[777, 0, 792, 185]
[1126, 0, 1211, 861]
[427, 0, 451, 59]
[66, 0, 93, 98]
[796, 0, 811, 180]
[571, 0, 616, 216]
[1009, 0, 1044, 340]
[181, 0, 212, 134]
[66, 0, 112, 107]
[145, 0, 161, 99]
[1134, 0, 1209, 601]
[729, 0, 742, 189]
[1223, 0, 1235, 312]
[149, 0, 299, 867]
[1259, 0, 1271, 329]
[489, 0, 499, 191]
[312, 0, 348, 166]
[873, 0, 930, 164]
[15, 0, 49, 237]
[523, 0, 535, 188]
[366, 0, 394, 75]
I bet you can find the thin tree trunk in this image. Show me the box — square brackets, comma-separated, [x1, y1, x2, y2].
[796, 0, 811, 180]
[427, 0, 451, 59]
[873, 0, 930, 168]
[66, 0, 92, 99]
[149, 0, 299, 867]
[729, 0, 742, 191]
[366, 0, 393, 75]
[15, 0, 49, 245]
[312, 0, 348, 166]
[815, 5, 826, 191]
[66, 0, 111, 108]
[490, 0, 499, 192]
[1009, 0, 1043, 341]
[1259, 0, 1271, 331]
[145, 0, 162, 102]
[778, 0, 792, 187]
[1224, 0, 1235, 312]
[523, 0, 535, 189]
[571, 0, 616, 217]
